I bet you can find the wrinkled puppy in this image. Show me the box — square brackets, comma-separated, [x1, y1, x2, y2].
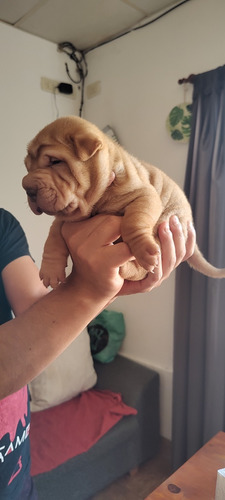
[23, 116, 225, 288]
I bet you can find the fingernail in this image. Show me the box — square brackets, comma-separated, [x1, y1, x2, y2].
[188, 220, 194, 230]
[171, 215, 180, 226]
[164, 222, 171, 233]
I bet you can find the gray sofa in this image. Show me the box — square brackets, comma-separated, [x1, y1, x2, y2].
[33, 355, 160, 499]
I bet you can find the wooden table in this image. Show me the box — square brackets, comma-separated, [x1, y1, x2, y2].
[145, 431, 225, 499]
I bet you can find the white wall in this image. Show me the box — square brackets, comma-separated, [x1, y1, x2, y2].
[83, 0, 225, 438]
[1, 0, 225, 440]
[0, 21, 78, 267]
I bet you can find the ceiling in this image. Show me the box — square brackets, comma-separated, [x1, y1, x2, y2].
[0, 0, 189, 52]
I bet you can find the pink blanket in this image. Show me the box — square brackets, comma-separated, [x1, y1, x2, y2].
[30, 389, 137, 475]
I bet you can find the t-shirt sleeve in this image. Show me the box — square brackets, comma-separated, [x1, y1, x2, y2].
[0, 208, 30, 273]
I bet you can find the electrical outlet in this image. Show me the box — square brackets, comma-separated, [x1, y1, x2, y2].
[86, 81, 101, 99]
[41, 77, 59, 93]
[40, 77, 76, 99]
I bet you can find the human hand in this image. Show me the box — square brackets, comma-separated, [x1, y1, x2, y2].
[118, 215, 196, 295]
[62, 214, 196, 300]
[62, 215, 132, 301]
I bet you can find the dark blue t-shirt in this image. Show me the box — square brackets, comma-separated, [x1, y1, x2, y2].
[0, 208, 31, 499]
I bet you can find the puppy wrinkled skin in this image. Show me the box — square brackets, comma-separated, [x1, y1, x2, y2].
[23, 116, 225, 288]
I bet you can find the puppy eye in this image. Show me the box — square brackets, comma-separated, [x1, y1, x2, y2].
[49, 157, 61, 165]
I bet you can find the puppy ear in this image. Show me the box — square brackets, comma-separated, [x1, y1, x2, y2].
[72, 133, 103, 161]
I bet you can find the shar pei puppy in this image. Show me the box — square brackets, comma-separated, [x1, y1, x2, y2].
[22, 116, 225, 287]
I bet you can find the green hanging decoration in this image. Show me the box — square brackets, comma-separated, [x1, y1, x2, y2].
[166, 102, 192, 143]
[166, 84, 192, 143]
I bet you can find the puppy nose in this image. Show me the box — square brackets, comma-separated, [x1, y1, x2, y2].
[26, 188, 37, 202]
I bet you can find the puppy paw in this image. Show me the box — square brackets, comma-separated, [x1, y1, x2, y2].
[133, 239, 160, 272]
[40, 261, 66, 288]
[120, 260, 147, 281]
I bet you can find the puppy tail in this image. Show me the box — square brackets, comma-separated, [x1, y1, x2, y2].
[187, 244, 225, 278]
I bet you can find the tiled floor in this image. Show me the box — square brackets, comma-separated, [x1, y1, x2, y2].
[91, 438, 172, 500]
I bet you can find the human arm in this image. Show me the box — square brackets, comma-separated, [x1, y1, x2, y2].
[0, 216, 131, 399]
[2, 255, 48, 316]
[0, 214, 195, 399]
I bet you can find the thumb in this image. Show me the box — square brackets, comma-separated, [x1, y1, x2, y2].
[104, 241, 133, 268]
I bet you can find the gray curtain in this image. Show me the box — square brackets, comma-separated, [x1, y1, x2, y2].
[172, 65, 225, 470]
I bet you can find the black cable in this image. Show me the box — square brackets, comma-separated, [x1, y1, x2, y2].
[84, 0, 191, 54]
[57, 1, 190, 114]
[58, 42, 88, 117]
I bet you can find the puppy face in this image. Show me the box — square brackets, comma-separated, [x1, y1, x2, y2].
[22, 116, 111, 220]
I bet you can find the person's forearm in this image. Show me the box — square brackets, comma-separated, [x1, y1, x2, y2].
[0, 275, 112, 399]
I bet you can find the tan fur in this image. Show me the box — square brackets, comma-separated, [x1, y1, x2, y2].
[22, 116, 225, 288]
